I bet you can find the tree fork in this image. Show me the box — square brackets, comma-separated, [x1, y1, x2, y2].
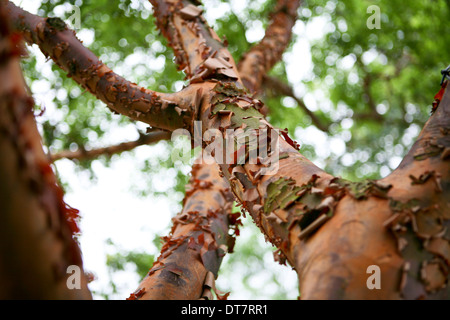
[7, 0, 448, 300]
[9, 0, 239, 299]
[149, 0, 450, 299]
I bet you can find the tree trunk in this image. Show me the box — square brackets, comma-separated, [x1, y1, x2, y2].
[0, 2, 91, 299]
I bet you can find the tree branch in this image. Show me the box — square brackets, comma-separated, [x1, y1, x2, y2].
[373, 81, 450, 299]
[129, 162, 236, 300]
[149, 0, 243, 86]
[237, 0, 301, 94]
[50, 130, 171, 162]
[7, 1, 193, 132]
[137, 1, 247, 300]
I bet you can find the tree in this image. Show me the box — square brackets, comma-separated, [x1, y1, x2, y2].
[1, 0, 448, 299]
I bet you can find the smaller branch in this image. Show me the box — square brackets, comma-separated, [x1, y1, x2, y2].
[379, 51, 412, 82]
[50, 130, 171, 162]
[131, 162, 236, 300]
[362, 73, 377, 112]
[238, 0, 301, 94]
[262, 75, 330, 132]
[352, 110, 383, 122]
[149, 0, 243, 86]
[7, 2, 193, 132]
[263, 74, 385, 131]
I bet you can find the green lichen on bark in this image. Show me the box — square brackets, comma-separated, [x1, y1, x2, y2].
[213, 82, 246, 96]
[328, 177, 392, 200]
[264, 177, 302, 214]
[211, 83, 264, 130]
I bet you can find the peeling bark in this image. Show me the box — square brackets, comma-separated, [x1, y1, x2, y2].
[0, 3, 91, 299]
[198, 80, 449, 299]
[149, 0, 243, 86]
[5, 0, 448, 300]
[130, 163, 235, 300]
[292, 84, 450, 298]
[147, 0, 449, 299]
[6, 1, 193, 132]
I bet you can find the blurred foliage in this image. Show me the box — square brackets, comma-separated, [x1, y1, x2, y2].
[290, 0, 449, 180]
[15, 0, 449, 299]
[93, 237, 161, 299]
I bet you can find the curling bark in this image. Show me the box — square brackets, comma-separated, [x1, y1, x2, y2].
[6, 1, 194, 132]
[147, 0, 450, 299]
[129, 163, 236, 300]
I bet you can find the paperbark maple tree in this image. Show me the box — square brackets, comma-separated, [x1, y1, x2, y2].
[1, 0, 449, 300]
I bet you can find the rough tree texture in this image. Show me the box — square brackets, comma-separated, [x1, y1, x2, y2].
[0, 2, 91, 299]
[147, 0, 450, 299]
[5, 0, 449, 300]
[129, 162, 236, 300]
[6, 2, 195, 133]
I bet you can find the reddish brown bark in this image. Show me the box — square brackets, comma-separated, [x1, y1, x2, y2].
[129, 163, 236, 300]
[7, 0, 239, 300]
[126, 1, 242, 300]
[149, 0, 242, 85]
[147, 0, 449, 299]
[6, 1, 194, 132]
[6, 0, 449, 300]
[0, 2, 91, 299]
[292, 84, 450, 299]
